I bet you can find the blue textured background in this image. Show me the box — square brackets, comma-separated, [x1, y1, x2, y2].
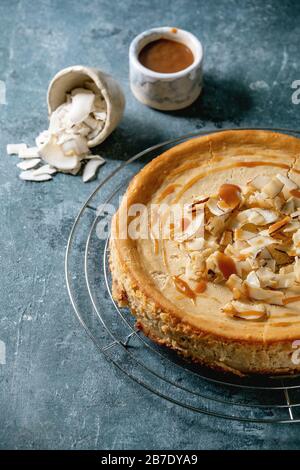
[1, 0, 300, 449]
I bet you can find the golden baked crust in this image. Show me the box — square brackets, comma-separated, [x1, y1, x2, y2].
[110, 130, 300, 375]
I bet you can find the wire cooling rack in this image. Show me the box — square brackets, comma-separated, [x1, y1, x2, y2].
[66, 128, 300, 423]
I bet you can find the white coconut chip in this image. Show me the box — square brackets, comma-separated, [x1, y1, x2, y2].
[32, 165, 57, 176]
[88, 120, 105, 140]
[68, 91, 95, 124]
[82, 157, 106, 183]
[93, 111, 107, 121]
[18, 146, 40, 159]
[19, 170, 52, 182]
[17, 158, 41, 170]
[39, 137, 80, 171]
[35, 131, 50, 149]
[7, 143, 27, 155]
[84, 115, 99, 130]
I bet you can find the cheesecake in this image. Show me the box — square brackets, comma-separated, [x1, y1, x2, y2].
[110, 130, 300, 375]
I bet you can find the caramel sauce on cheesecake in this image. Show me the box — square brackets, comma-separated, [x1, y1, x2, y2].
[173, 276, 196, 299]
[172, 277, 207, 299]
[194, 280, 207, 294]
[217, 253, 237, 280]
[218, 183, 241, 210]
[139, 39, 194, 74]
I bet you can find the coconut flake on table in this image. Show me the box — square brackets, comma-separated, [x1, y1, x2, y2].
[18, 146, 40, 159]
[32, 164, 57, 176]
[19, 170, 53, 182]
[17, 158, 41, 170]
[82, 156, 106, 183]
[8, 80, 107, 182]
[7, 143, 27, 155]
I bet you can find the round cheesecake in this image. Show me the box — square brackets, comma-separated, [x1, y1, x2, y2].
[110, 130, 300, 375]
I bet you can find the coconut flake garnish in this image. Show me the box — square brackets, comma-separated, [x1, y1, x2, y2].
[177, 172, 300, 314]
[223, 300, 267, 320]
[7, 80, 106, 183]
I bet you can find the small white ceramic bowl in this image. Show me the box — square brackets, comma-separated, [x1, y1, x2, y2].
[47, 65, 125, 147]
[129, 27, 204, 111]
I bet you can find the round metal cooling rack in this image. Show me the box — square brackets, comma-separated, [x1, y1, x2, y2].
[66, 128, 300, 423]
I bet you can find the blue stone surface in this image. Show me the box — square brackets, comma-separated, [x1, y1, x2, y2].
[1, 0, 300, 449]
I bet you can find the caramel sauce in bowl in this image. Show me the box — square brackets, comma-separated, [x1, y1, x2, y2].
[138, 39, 194, 74]
[129, 27, 203, 110]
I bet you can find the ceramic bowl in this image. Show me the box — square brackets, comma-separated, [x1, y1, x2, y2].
[129, 27, 204, 111]
[47, 65, 125, 147]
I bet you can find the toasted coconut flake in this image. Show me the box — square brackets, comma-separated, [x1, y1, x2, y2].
[187, 196, 209, 212]
[262, 177, 284, 198]
[220, 230, 233, 245]
[246, 283, 284, 305]
[283, 221, 299, 233]
[276, 173, 298, 189]
[256, 267, 295, 289]
[206, 198, 225, 216]
[223, 300, 266, 320]
[276, 174, 298, 199]
[268, 216, 291, 235]
[173, 213, 204, 242]
[246, 271, 260, 287]
[282, 198, 295, 215]
[268, 245, 293, 265]
[234, 228, 257, 241]
[226, 274, 245, 299]
[291, 210, 300, 219]
[255, 208, 279, 224]
[294, 257, 300, 283]
[185, 237, 205, 251]
[205, 213, 228, 237]
[236, 208, 278, 226]
[248, 175, 270, 190]
[240, 234, 275, 258]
